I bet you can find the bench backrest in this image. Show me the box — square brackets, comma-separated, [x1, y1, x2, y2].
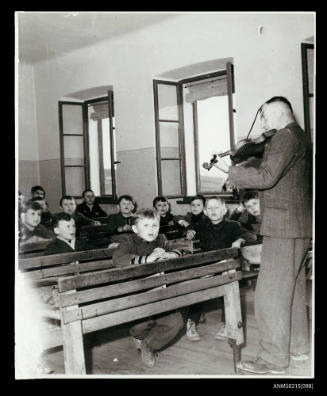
[54, 247, 241, 335]
[18, 248, 114, 283]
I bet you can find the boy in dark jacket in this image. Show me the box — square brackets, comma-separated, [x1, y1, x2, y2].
[105, 195, 136, 235]
[44, 213, 95, 255]
[112, 208, 184, 368]
[185, 196, 256, 342]
[76, 189, 107, 219]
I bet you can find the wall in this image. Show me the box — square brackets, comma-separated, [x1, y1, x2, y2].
[18, 62, 40, 198]
[21, 12, 314, 211]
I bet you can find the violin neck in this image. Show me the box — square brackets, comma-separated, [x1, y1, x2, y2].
[218, 150, 232, 158]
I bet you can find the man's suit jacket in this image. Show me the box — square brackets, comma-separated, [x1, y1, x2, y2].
[229, 122, 312, 238]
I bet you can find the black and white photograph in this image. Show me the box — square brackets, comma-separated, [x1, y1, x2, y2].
[15, 11, 315, 380]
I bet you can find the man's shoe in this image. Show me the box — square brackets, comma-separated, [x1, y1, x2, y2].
[140, 340, 156, 368]
[291, 353, 309, 362]
[237, 358, 286, 375]
[186, 319, 201, 341]
[215, 322, 227, 341]
[132, 337, 142, 351]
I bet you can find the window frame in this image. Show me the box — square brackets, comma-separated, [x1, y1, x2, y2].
[58, 91, 117, 203]
[301, 42, 314, 140]
[153, 80, 187, 198]
[153, 64, 235, 199]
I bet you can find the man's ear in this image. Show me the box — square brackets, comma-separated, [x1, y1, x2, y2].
[222, 206, 228, 216]
[132, 225, 138, 234]
[203, 208, 208, 216]
[20, 212, 25, 224]
[54, 227, 60, 236]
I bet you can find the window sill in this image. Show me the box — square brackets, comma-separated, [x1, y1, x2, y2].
[176, 193, 239, 205]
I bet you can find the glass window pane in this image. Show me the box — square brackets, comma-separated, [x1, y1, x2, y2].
[307, 48, 314, 94]
[161, 160, 181, 196]
[62, 104, 83, 135]
[65, 167, 85, 196]
[159, 122, 179, 158]
[102, 118, 112, 195]
[64, 135, 84, 166]
[88, 118, 100, 196]
[197, 96, 231, 193]
[158, 84, 178, 120]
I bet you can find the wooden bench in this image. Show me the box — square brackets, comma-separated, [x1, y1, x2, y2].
[18, 248, 115, 350]
[51, 247, 245, 374]
[19, 240, 53, 258]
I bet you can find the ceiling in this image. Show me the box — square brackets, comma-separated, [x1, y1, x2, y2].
[17, 12, 178, 64]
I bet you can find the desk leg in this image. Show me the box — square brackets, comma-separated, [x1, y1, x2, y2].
[223, 270, 244, 374]
[61, 320, 86, 375]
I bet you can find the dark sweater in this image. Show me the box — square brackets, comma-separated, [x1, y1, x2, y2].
[230, 210, 262, 242]
[76, 201, 107, 219]
[175, 212, 208, 233]
[112, 233, 182, 268]
[19, 223, 55, 243]
[105, 213, 134, 234]
[195, 218, 257, 252]
[44, 237, 95, 255]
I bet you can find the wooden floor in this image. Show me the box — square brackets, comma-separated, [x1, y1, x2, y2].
[43, 283, 313, 378]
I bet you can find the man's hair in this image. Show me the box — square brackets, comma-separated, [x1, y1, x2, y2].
[21, 201, 42, 213]
[190, 195, 206, 205]
[53, 212, 74, 228]
[241, 190, 259, 204]
[31, 185, 45, 196]
[59, 195, 75, 207]
[264, 96, 293, 113]
[133, 208, 160, 225]
[153, 196, 169, 207]
[82, 189, 95, 198]
[204, 196, 226, 207]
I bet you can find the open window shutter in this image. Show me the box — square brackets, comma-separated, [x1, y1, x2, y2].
[185, 74, 228, 103]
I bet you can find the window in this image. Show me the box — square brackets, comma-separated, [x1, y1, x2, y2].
[301, 43, 314, 141]
[59, 91, 117, 201]
[153, 61, 236, 197]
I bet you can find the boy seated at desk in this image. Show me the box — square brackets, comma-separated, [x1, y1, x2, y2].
[44, 213, 95, 255]
[105, 195, 136, 235]
[58, 196, 100, 232]
[174, 195, 208, 239]
[19, 201, 55, 245]
[184, 196, 256, 342]
[31, 197, 56, 229]
[76, 189, 107, 219]
[112, 208, 185, 368]
[229, 190, 262, 242]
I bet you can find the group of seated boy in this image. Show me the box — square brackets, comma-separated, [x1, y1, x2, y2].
[18, 185, 262, 368]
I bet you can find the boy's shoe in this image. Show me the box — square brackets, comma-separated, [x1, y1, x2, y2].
[237, 358, 286, 375]
[291, 353, 309, 362]
[199, 312, 206, 324]
[215, 322, 227, 341]
[140, 340, 156, 368]
[186, 319, 201, 341]
[132, 337, 142, 351]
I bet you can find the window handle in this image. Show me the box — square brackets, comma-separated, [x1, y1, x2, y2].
[114, 161, 121, 165]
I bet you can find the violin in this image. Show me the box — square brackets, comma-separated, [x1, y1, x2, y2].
[202, 129, 277, 170]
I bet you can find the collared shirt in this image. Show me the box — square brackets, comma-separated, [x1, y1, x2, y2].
[57, 236, 76, 250]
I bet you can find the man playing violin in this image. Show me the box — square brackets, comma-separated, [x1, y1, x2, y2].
[215, 96, 312, 375]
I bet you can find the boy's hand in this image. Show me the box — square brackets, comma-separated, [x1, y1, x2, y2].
[147, 247, 167, 263]
[186, 230, 196, 240]
[93, 220, 101, 226]
[108, 242, 119, 249]
[235, 204, 245, 213]
[164, 251, 180, 259]
[178, 220, 190, 228]
[232, 238, 245, 248]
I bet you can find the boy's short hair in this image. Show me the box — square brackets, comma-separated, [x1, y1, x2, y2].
[190, 195, 205, 205]
[21, 201, 42, 213]
[53, 212, 74, 228]
[31, 185, 45, 196]
[59, 195, 75, 207]
[204, 196, 226, 207]
[117, 194, 134, 204]
[133, 208, 160, 225]
[82, 189, 94, 198]
[152, 196, 169, 207]
[241, 190, 259, 204]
